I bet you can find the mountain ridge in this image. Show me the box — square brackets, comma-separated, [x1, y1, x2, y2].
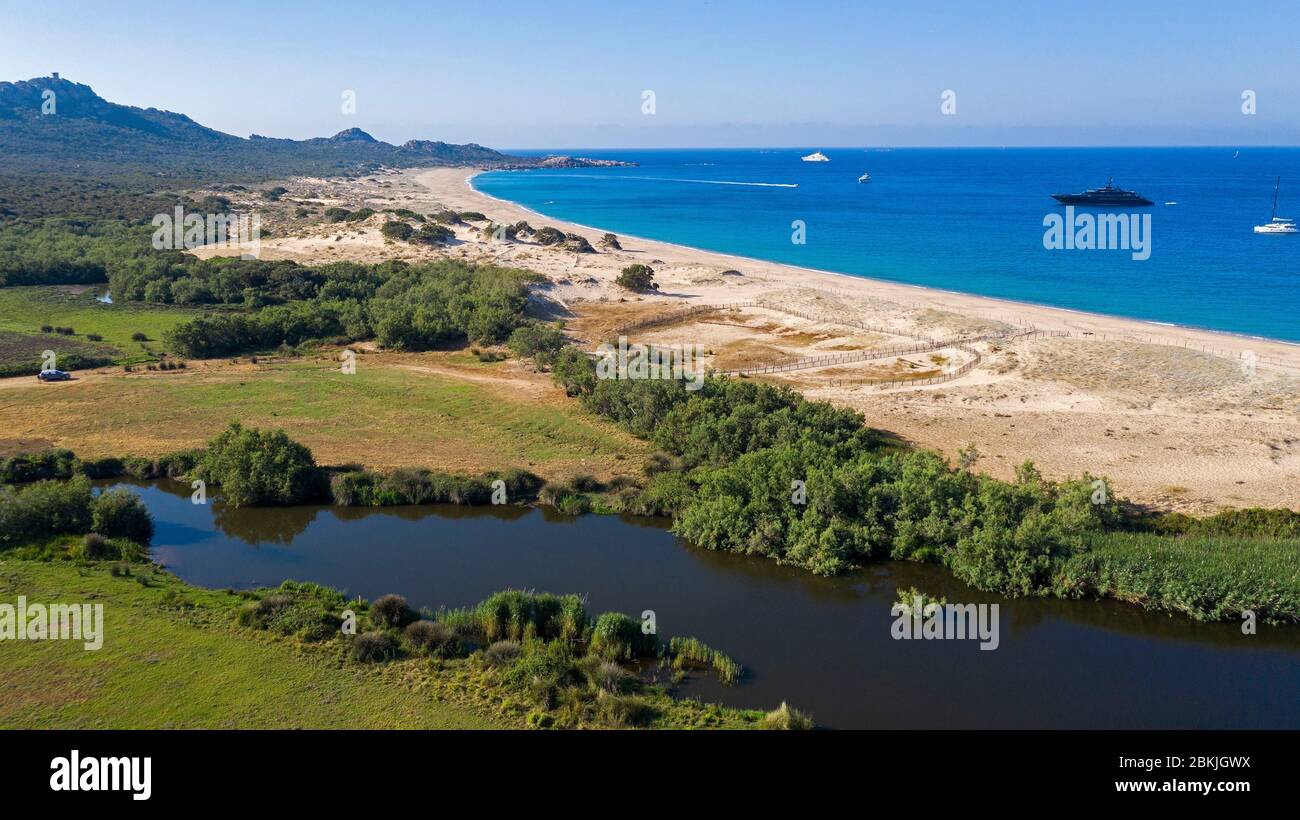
[0, 75, 630, 178]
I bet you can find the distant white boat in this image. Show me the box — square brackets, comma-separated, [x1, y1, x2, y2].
[801, 152, 830, 162]
[858, 172, 872, 183]
[1255, 177, 1298, 234]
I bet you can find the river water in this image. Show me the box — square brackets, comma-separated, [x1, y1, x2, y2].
[114, 479, 1300, 729]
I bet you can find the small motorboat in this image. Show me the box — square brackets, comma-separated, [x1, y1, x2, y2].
[858, 172, 872, 183]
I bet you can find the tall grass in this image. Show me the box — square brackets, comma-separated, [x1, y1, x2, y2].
[1059, 533, 1300, 623]
[476, 590, 588, 642]
[668, 636, 744, 684]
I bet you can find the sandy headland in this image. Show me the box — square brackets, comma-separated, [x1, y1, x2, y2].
[190, 166, 1300, 513]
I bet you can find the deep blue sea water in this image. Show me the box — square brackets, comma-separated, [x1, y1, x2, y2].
[475, 148, 1300, 342]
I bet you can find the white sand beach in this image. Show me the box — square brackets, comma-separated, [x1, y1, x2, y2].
[191, 166, 1300, 513]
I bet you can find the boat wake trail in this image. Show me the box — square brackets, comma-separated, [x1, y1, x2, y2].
[536, 174, 798, 188]
[663, 177, 799, 188]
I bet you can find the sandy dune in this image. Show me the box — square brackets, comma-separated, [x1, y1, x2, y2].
[191, 167, 1300, 513]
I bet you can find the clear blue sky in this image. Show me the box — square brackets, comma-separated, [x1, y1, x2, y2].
[3, 0, 1297, 148]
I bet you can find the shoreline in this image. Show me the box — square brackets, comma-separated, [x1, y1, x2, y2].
[469, 171, 1300, 351]
[441, 167, 1300, 365]
[179, 166, 1300, 512]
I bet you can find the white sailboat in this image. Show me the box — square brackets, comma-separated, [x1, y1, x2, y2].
[1255, 177, 1298, 234]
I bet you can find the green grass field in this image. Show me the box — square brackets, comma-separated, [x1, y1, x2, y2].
[0, 558, 765, 729]
[0, 559, 505, 728]
[0, 355, 649, 480]
[0, 286, 204, 360]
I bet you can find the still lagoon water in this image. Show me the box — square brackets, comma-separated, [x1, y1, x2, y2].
[121, 479, 1300, 730]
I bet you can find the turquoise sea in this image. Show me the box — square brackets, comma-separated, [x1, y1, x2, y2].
[475, 148, 1300, 342]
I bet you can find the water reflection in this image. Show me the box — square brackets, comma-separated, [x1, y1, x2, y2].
[108, 479, 1300, 729]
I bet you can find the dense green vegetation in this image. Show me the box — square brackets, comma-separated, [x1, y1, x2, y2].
[548, 355, 1300, 622]
[0, 217, 157, 286]
[2, 426, 548, 513]
[200, 423, 324, 506]
[617, 263, 657, 292]
[1056, 532, 1300, 623]
[239, 587, 767, 728]
[144, 258, 538, 358]
[0, 474, 152, 549]
[507, 321, 568, 366]
[0, 179, 539, 363]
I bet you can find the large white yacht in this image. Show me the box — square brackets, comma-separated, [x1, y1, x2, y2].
[801, 151, 830, 162]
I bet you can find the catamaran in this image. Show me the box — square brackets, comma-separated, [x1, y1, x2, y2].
[1254, 177, 1297, 234]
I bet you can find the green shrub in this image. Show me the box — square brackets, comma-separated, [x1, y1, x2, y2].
[234, 585, 343, 640]
[562, 233, 595, 253]
[91, 488, 155, 544]
[369, 594, 417, 629]
[121, 450, 201, 481]
[500, 640, 576, 705]
[404, 620, 460, 657]
[0, 476, 93, 546]
[80, 533, 111, 559]
[507, 322, 568, 366]
[352, 630, 400, 663]
[476, 590, 587, 642]
[483, 468, 545, 502]
[483, 640, 521, 667]
[0, 448, 79, 483]
[616, 264, 656, 292]
[579, 656, 634, 694]
[77, 456, 125, 479]
[1190, 508, 1300, 539]
[669, 636, 743, 684]
[594, 691, 656, 727]
[380, 221, 414, 241]
[760, 701, 813, 730]
[534, 226, 565, 246]
[201, 423, 322, 507]
[589, 612, 658, 660]
[414, 222, 454, 244]
[71, 533, 143, 562]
